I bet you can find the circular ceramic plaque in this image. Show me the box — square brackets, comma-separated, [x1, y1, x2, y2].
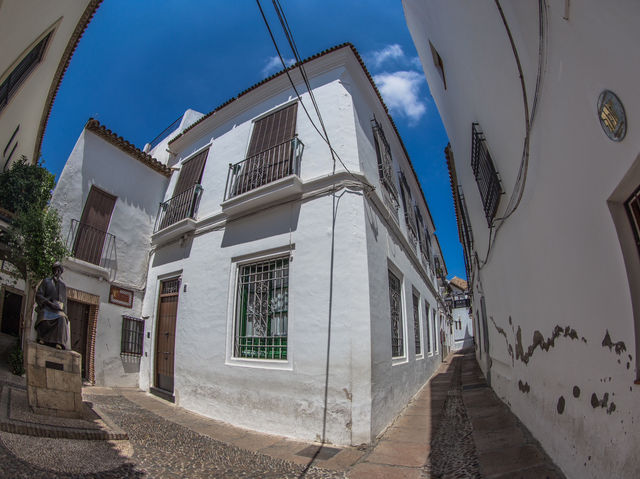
[597, 90, 626, 141]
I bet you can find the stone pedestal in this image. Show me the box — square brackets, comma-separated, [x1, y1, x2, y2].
[26, 341, 83, 418]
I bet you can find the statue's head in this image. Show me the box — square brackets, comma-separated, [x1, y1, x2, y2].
[52, 261, 64, 277]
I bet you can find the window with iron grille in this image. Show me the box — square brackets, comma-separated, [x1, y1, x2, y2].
[471, 123, 502, 225]
[234, 256, 289, 360]
[0, 32, 52, 113]
[372, 119, 400, 221]
[121, 316, 144, 357]
[425, 301, 432, 354]
[388, 270, 404, 358]
[398, 172, 418, 249]
[432, 307, 438, 353]
[626, 184, 640, 260]
[412, 292, 421, 356]
[457, 185, 474, 280]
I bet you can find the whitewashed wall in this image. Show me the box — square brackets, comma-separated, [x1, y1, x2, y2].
[404, 0, 640, 476]
[140, 51, 445, 445]
[51, 129, 168, 386]
[451, 307, 473, 350]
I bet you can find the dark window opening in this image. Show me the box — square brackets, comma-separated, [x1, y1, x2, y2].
[471, 123, 503, 225]
[121, 316, 144, 357]
[429, 41, 447, 90]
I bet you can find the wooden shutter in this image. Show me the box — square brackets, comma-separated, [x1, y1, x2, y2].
[173, 148, 208, 195]
[234, 103, 298, 195]
[74, 186, 116, 265]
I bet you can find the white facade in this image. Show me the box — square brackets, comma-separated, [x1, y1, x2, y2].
[404, 1, 640, 477]
[51, 44, 448, 445]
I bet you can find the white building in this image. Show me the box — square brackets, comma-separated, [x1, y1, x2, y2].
[446, 277, 473, 351]
[0, 0, 101, 350]
[404, 1, 640, 477]
[50, 43, 449, 445]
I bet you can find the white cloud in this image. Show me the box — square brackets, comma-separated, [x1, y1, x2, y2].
[262, 55, 295, 76]
[371, 44, 405, 68]
[373, 71, 427, 124]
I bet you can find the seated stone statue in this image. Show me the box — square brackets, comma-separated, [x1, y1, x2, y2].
[35, 262, 70, 350]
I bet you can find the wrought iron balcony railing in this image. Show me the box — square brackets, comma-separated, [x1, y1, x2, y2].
[154, 184, 203, 233]
[224, 136, 304, 201]
[67, 219, 116, 269]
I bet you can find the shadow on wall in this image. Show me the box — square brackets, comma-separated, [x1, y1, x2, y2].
[152, 236, 194, 267]
[121, 354, 141, 374]
[221, 203, 300, 248]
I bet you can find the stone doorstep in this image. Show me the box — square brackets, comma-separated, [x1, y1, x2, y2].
[0, 385, 127, 440]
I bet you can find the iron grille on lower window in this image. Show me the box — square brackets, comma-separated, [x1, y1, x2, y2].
[413, 293, 421, 355]
[234, 257, 289, 360]
[471, 123, 502, 225]
[388, 270, 404, 358]
[626, 185, 640, 258]
[121, 316, 144, 357]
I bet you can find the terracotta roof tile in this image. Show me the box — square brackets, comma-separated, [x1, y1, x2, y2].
[85, 118, 171, 177]
[449, 276, 468, 291]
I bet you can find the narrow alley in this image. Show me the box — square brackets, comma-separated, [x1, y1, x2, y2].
[0, 350, 563, 478]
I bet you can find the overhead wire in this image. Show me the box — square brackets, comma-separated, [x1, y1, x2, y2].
[477, 0, 546, 269]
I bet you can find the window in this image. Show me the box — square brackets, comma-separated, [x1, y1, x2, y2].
[398, 172, 418, 249]
[457, 185, 474, 281]
[425, 301, 432, 354]
[121, 316, 144, 356]
[429, 41, 446, 90]
[156, 148, 208, 231]
[626, 185, 640, 259]
[372, 119, 400, 221]
[471, 123, 503, 225]
[412, 292, 421, 356]
[0, 32, 52, 114]
[72, 186, 117, 266]
[234, 256, 289, 360]
[432, 307, 438, 353]
[388, 270, 404, 358]
[228, 103, 300, 199]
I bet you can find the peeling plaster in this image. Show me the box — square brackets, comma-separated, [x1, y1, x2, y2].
[602, 330, 626, 355]
[573, 386, 580, 398]
[518, 380, 530, 393]
[491, 317, 514, 366]
[590, 392, 616, 414]
[557, 396, 565, 414]
[515, 325, 580, 365]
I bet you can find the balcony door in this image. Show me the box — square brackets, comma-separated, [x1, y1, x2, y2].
[74, 186, 116, 265]
[159, 149, 208, 230]
[234, 103, 298, 196]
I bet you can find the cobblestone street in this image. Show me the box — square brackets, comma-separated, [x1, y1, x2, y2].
[0, 351, 564, 478]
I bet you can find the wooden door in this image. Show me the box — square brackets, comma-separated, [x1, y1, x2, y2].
[155, 278, 179, 393]
[67, 299, 90, 379]
[235, 103, 298, 195]
[74, 186, 116, 265]
[1, 290, 22, 336]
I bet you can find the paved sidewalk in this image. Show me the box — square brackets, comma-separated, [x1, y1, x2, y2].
[0, 350, 565, 478]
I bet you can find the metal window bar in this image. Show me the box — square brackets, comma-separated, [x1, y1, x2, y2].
[371, 119, 399, 200]
[66, 219, 116, 269]
[399, 172, 418, 249]
[224, 137, 304, 201]
[425, 301, 432, 353]
[388, 270, 404, 358]
[121, 316, 144, 357]
[413, 293, 421, 355]
[471, 123, 503, 225]
[234, 257, 289, 360]
[154, 184, 203, 232]
[453, 299, 470, 308]
[625, 184, 640, 257]
[457, 185, 474, 280]
[148, 115, 183, 151]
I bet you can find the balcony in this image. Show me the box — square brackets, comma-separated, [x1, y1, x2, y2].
[221, 137, 304, 218]
[152, 184, 202, 245]
[66, 219, 116, 278]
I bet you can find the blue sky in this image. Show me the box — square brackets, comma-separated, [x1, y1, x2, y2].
[41, 0, 464, 280]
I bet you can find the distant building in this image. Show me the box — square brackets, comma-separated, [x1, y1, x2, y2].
[404, 1, 640, 477]
[48, 44, 449, 445]
[446, 276, 473, 351]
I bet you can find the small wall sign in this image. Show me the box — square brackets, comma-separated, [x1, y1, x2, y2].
[597, 90, 627, 141]
[109, 286, 134, 308]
